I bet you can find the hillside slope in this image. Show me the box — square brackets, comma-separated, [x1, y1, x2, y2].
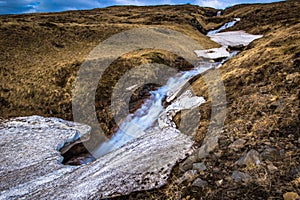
[122, 1, 299, 199]
[0, 1, 299, 199]
[0, 5, 219, 138]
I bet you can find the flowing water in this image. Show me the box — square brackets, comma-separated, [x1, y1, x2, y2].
[207, 18, 240, 35]
[93, 19, 242, 158]
[93, 67, 212, 157]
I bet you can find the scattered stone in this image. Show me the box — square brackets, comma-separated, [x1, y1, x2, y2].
[193, 162, 207, 172]
[289, 165, 300, 179]
[225, 176, 232, 182]
[215, 179, 223, 186]
[232, 171, 252, 182]
[291, 177, 300, 188]
[229, 139, 246, 150]
[283, 192, 299, 200]
[177, 170, 198, 183]
[236, 149, 261, 166]
[198, 135, 219, 159]
[261, 147, 281, 161]
[280, 149, 286, 156]
[179, 155, 198, 172]
[228, 44, 245, 51]
[267, 163, 278, 172]
[192, 178, 208, 188]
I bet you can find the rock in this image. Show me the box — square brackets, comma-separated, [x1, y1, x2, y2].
[179, 155, 199, 172]
[193, 162, 207, 172]
[229, 139, 246, 150]
[261, 147, 281, 161]
[198, 135, 219, 159]
[192, 178, 208, 188]
[232, 171, 252, 182]
[177, 170, 198, 183]
[0, 116, 194, 199]
[289, 165, 300, 179]
[283, 192, 299, 200]
[228, 44, 245, 51]
[291, 177, 300, 188]
[236, 149, 261, 166]
[267, 163, 278, 173]
[215, 179, 223, 186]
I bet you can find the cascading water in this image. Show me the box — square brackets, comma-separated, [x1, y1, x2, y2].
[93, 67, 211, 157]
[93, 17, 248, 158]
[207, 18, 240, 35]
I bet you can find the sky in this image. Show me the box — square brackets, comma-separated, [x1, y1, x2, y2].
[0, 0, 284, 15]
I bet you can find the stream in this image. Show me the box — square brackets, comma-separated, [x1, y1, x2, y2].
[93, 17, 262, 158]
[0, 17, 266, 199]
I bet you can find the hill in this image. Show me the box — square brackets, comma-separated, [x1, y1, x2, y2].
[0, 1, 299, 199]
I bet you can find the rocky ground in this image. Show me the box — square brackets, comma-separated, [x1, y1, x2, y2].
[0, 0, 299, 199]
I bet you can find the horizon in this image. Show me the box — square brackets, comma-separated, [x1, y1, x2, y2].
[0, 0, 284, 15]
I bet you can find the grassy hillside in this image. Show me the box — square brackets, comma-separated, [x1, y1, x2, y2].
[0, 5, 218, 135]
[118, 1, 300, 199]
[0, 1, 299, 199]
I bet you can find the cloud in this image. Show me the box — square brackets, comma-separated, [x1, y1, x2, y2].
[0, 0, 284, 15]
[114, 0, 145, 6]
[0, 0, 111, 14]
[196, 0, 227, 8]
[0, 0, 38, 14]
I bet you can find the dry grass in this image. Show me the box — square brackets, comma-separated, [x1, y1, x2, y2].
[1, 1, 299, 199]
[0, 5, 218, 122]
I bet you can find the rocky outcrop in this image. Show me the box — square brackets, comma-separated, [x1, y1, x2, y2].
[0, 116, 194, 199]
